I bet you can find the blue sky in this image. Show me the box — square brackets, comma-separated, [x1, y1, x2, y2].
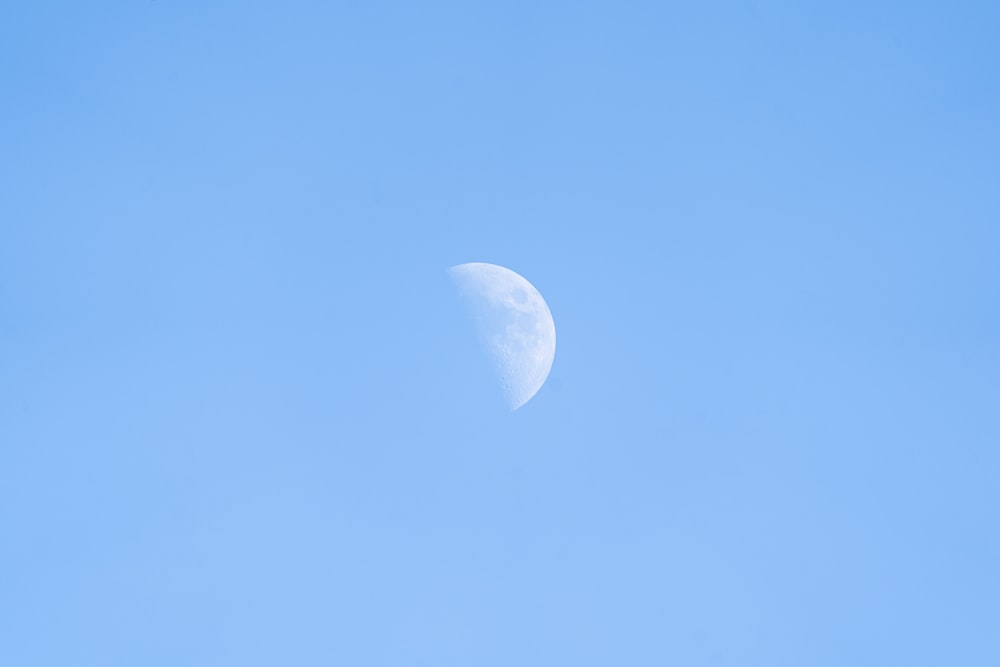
[2, 2, 998, 664]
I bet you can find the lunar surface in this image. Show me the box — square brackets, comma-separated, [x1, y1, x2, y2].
[449, 262, 556, 411]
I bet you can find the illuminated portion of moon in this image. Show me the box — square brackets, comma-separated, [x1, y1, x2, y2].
[449, 262, 556, 411]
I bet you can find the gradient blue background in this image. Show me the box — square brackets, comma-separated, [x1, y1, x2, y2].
[2, 2, 998, 664]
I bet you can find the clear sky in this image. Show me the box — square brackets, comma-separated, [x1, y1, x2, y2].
[2, 2, 998, 665]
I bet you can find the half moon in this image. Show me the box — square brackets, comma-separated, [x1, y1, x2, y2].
[449, 262, 556, 411]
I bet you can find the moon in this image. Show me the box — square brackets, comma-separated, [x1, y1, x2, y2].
[449, 262, 556, 411]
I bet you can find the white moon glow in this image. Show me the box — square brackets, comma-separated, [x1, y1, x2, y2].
[449, 262, 556, 411]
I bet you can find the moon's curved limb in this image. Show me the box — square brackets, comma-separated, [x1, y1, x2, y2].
[449, 262, 556, 411]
